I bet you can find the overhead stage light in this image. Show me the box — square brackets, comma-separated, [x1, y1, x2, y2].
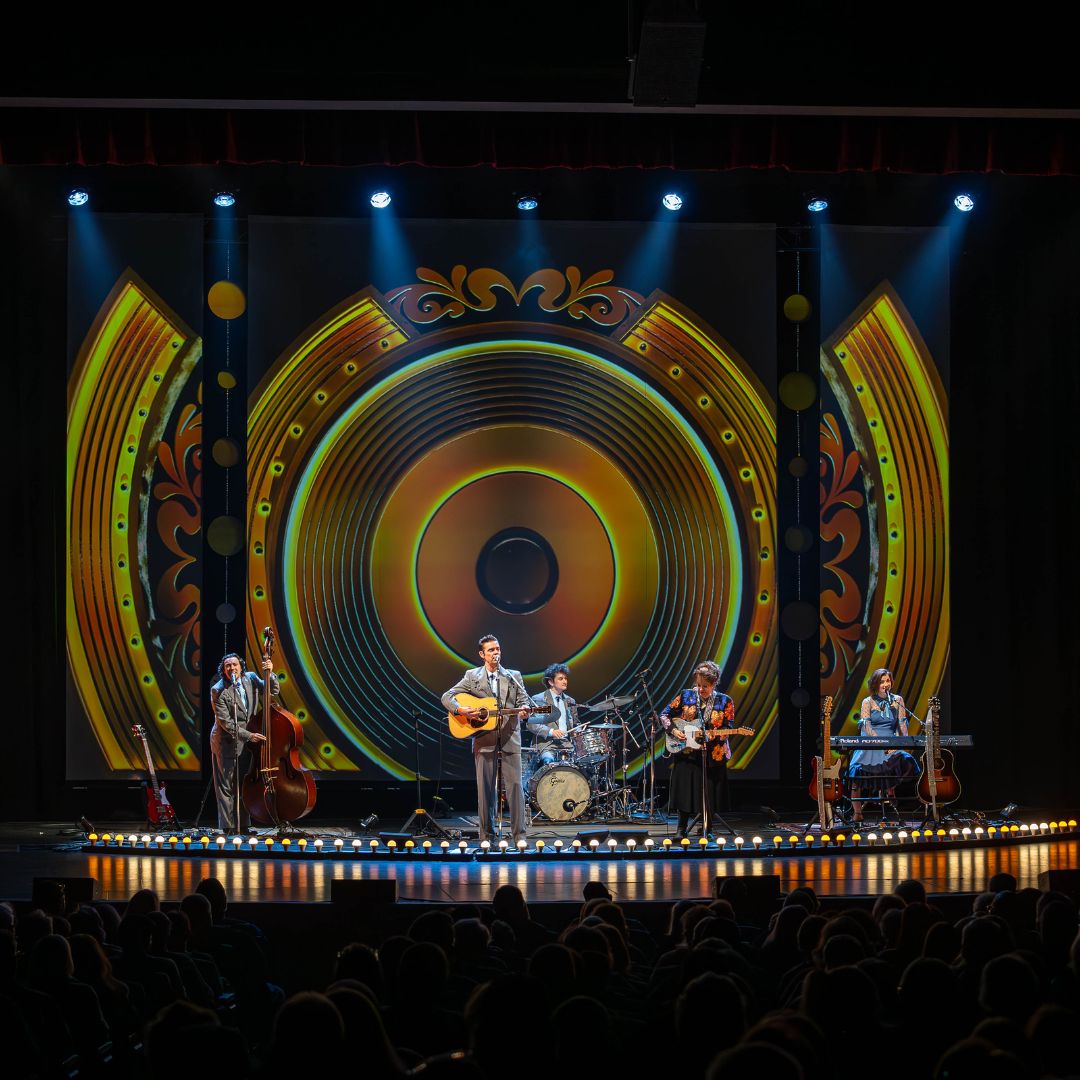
[67, 189, 89, 207]
[807, 196, 829, 213]
[213, 191, 236, 208]
[370, 191, 392, 209]
[662, 193, 683, 211]
[516, 194, 539, 211]
[954, 193, 975, 212]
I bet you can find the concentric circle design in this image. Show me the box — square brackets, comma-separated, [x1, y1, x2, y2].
[247, 288, 777, 779]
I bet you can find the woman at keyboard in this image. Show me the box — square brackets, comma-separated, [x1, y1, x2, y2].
[849, 668, 921, 821]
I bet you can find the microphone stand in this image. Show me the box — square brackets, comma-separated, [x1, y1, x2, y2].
[231, 677, 244, 834]
[401, 709, 451, 838]
[633, 672, 666, 824]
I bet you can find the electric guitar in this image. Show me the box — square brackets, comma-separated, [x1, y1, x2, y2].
[131, 724, 178, 828]
[808, 695, 842, 828]
[665, 720, 755, 755]
[448, 694, 552, 740]
[917, 695, 960, 818]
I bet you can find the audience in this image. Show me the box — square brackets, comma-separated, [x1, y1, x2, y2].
[1, 870, 1077, 1078]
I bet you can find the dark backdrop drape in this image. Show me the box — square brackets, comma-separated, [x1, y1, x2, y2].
[2, 108, 1079, 175]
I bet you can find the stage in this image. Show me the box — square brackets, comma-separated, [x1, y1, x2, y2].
[3, 813, 1077, 905]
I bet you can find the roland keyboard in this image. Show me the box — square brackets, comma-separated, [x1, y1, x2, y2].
[831, 735, 974, 749]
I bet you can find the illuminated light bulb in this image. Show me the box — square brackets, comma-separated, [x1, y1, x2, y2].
[699, 837, 711, 849]
[387, 840, 397, 850]
[882, 832, 894, 844]
[313, 838, 324, 851]
[662, 838, 672, 849]
[498, 839, 509, 851]
[297, 838, 308, 850]
[535, 840, 545, 851]
[334, 838, 345, 851]
[961, 828, 972, 838]
[772, 835, 783, 848]
[643, 838, 654, 849]
[141, 835, 151, 845]
[974, 827, 984, 837]
[553, 839, 564, 851]
[370, 839, 380, 851]
[1019, 824, 1030, 833]
[168, 836, 179, 847]
[626, 838, 637, 850]
[480, 840, 491, 851]
[517, 839, 527, 851]
[589, 839, 600, 850]
[231, 836, 243, 848]
[851, 833, 862, 846]
[280, 838, 291, 848]
[571, 839, 582, 850]
[867, 833, 878, 845]
[803, 835, 815, 846]
[421, 840, 432, 851]
[404, 840, 415, 851]
[607, 838, 618, 851]
[458, 840, 468, 852]
[835, 833, 846, 844]
[439, 840, 450, 851]
[352, 839, 362, 850]
[215, 836, 226, 848]
[182, 836, 193, 847]
[820, 834, 832, 845]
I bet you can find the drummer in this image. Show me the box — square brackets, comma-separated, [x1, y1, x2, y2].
[530, 663, 580, 743]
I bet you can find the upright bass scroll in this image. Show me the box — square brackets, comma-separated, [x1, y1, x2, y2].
[240, 626, 317, 827]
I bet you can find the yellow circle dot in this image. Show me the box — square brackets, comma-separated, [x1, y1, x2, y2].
[208, 281, 247, 320]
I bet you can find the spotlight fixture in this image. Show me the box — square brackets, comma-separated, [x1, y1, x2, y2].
[359, 812, 379, 833]
[661, 192, 683, 211]
[370, 191, 392, 209]
[67, 189, 89, 207]
[953, 193, 975, 212]
[999, 802, 1018, 820]
[807, 195, 829, 213]
[213, 191, 236, 208]
[516, 194, 539, 211]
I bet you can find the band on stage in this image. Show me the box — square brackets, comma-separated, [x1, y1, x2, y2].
[202, 636, 941, 840]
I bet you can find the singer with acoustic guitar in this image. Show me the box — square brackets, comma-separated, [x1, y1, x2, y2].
[210, 652, 277, 832]
[442, 635, 545, 844]
[848, 667, 921, 821]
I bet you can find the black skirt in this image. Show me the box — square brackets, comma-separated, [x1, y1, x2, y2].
[667, 753, 728, 815]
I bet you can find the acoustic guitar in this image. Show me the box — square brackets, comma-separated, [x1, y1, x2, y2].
[448, 694, 552, 740]
[131, 724, 178, 828]
[917, 695, 960, 818]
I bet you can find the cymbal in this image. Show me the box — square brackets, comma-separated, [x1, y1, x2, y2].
[588, 723, 623, 730]
[586, 695, 635, 711]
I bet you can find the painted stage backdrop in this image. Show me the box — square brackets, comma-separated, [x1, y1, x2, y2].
[64, 213, 948, 786]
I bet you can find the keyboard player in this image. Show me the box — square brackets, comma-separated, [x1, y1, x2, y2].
[849, 668, 921, 821]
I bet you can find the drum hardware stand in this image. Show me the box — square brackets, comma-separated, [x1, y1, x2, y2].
[400, 709, 451, 839]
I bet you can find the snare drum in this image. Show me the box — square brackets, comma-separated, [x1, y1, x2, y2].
[571, 726, 610, 765]
[528, 762, 592, 821]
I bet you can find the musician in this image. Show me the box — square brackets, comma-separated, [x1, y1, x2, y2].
[210, 653, 277, 833]
[660, 660, 735, 839]
[530, 663, 580, 742]
[848, 668, 920, 821]
[441, 635, 537, 844]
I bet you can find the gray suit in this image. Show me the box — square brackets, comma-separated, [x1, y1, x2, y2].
[442, 665, 539, 841]
[530, 688, 580, 740]
[210, 670, 279, 832]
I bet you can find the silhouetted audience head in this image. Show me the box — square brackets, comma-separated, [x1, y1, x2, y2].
[126, 888, 160, 917]
[894, 878, 927, 905]
[409, 910, 455, 952]
[195, 877, 229, 921]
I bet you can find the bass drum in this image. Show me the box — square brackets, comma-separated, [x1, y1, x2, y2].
[529, 762, 592, 821]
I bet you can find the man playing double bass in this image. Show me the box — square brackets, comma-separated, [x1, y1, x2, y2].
[210, 652, 278, 832]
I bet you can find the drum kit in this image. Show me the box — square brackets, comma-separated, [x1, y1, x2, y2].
[522, 694, 643, 823]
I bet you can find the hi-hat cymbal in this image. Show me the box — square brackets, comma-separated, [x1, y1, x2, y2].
[588, 722, 624, 730]
[586, 695, 635, 711]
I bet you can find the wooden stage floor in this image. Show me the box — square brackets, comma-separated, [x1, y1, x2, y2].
[2, 820, 1078, 904]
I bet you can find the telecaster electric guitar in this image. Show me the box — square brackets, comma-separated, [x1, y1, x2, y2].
[665, 721, 755, 755]
[448, 694, 552, 740]
[131, 724, 178, 828]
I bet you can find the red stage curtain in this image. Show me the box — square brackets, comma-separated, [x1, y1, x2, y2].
[2, 108, 1078, 175]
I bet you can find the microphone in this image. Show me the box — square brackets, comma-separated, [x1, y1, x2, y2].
[231, 673, 241, 688]
[634, 668, 652, 678]
[563, 800, 577, 814]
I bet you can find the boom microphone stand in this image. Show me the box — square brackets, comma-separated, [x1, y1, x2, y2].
[632, 670, 667, 824]
[400, 709, 451, 838]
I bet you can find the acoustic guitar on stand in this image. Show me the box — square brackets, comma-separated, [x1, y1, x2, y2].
[448, 694, 552, 739]
[131, 724, 178, 829]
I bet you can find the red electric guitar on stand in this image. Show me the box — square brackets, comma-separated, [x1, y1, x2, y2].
[131, 724, 178, 829]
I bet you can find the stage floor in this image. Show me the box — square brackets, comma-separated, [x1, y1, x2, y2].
[2, 815, 1077, 904]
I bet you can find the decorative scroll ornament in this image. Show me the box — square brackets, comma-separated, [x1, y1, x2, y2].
[385, 265, 645, 327]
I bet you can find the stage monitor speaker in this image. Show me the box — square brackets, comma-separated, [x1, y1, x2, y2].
[377, 832, 414, 847]
[631, 12, 707, 107]
[609, 828, 651, 845]
[32, 876, 101, 910]
[714, 874, 782, 914]
[574, 828, 611, 845]
[1038, 869, 1080, 898]
[330, 879, 397, 905]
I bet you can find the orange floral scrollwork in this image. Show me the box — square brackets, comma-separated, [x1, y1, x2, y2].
[819, 410, 867, 705]
[386, 265, 644, 327]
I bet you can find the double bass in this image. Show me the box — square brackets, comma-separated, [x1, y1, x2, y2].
[240, 626, 317, 826]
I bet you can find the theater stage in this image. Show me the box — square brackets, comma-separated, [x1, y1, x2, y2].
[1, 815, 1077, 905]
